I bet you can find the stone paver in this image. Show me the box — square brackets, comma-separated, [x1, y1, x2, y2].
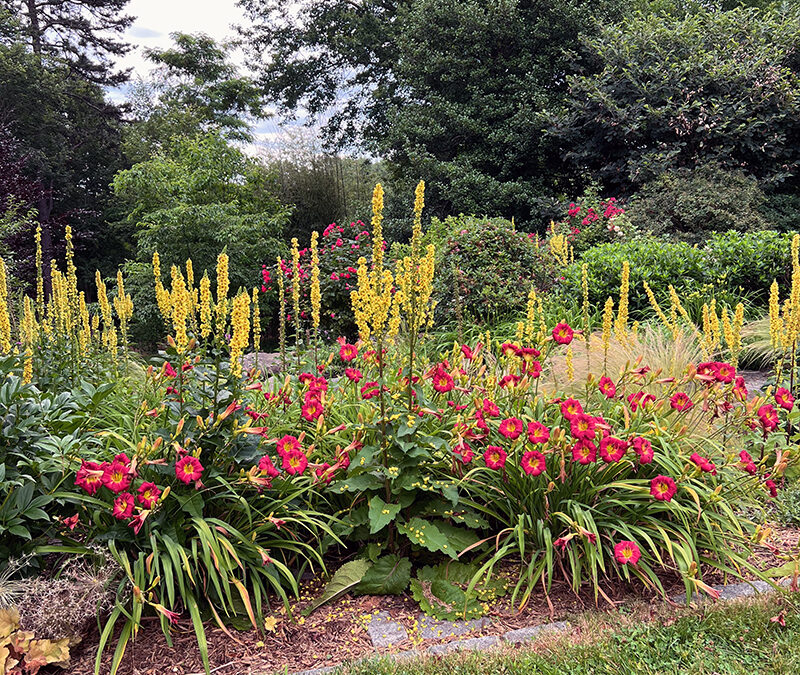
[502, 620, 569, 644]
[293, 667, 336, 675]
[417, 614, 491, 640]
[427, 635, 500, 655]
[364, 611, 409, 648]
[671, 580, 772, 605]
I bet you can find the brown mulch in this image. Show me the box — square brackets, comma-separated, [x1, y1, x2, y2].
[64, 525, 799, 675]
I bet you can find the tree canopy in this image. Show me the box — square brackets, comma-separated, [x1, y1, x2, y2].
[548, 6, 800, 195]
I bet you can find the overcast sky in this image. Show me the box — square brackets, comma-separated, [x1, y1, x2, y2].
[114, 0, 306, 151]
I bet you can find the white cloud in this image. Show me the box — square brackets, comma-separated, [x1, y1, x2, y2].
[117, 0, 246, 79]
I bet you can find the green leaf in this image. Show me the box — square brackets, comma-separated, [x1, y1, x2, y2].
[368, 496, 402, 534]
[302, 560, 372, 617]
[397, 517, 455, 558]
[409, 578, 484, 621]
[331, 473, 384, 493]
[435, 522, 479, 554]
[355, 555, 411, 595]
[176, 491, 204, 519]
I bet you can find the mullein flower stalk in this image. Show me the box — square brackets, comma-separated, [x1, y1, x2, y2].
[601, 296, 614, 375]
[310, 230, 321, 364]
[277, 256, 287, 372]
[229, 290, 250, 378]
[0, 258, 10, 353]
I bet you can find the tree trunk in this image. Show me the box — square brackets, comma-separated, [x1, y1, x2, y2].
[25, 0, 42, 54]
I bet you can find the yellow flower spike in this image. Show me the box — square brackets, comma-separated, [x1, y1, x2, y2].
[291, 237, 301, 345]
[199, 273, 212, 339]
[229, 290, 250, 378]
[34, 224, 44, 321]
[769, 280, 781, 350]
[215, 252, 230, 339]
[601, 296, 614, 374]
[615, 260, 630, 342]
[252, 287, 261, 355]
[152, 251, 172, 323]
[277, 256, 287, 370]
[169, 266, 190, 353]
[0, 258, 10, 354]
[310, 230, 321, 336]
[566, 346, 574, 382]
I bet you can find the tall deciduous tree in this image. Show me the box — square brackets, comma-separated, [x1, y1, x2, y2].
[0, 34, 126, 288]
[124, 33, 268, 163]
[1, 0, 132, 84]
[548, 6, 800, 195]
[238, 0, 628, 224]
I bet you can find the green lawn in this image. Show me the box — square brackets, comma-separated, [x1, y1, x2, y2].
[340, 595, 799, 675]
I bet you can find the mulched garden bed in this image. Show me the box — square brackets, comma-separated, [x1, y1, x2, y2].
[65, 523, 799, 675]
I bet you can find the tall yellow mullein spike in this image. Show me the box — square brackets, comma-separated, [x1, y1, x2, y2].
[170, 265, 189, 353]
[601, 296, 614, 374]
[34, 224, 44, 321]
[277, 256, 287, 368]
[615, 261, 630, 342]
[371, 183, 385, 272]
[229, 290, 250, 378]
[290, 237, 301, 344]
[310, 231, 321, 333]
[199, 273, 212, 339]
[251, 287, 261, 354]
[215, 252, 230, 336]
[412, 180, 425, 259]
[0, 258, 11, 353]
[769, 280, 782, 350]
[153, 251, 171, 322]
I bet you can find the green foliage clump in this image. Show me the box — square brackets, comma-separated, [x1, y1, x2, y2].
[432, 215, 557, 325]
[565, 230, 794, 317]
[551, 6, 800, 195]
[564, 238, 705, 316]
[626, 164, 771, 244]
[113, 132, 290, 344]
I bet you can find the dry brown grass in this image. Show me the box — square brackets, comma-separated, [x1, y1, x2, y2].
[545, 325, 705, 397]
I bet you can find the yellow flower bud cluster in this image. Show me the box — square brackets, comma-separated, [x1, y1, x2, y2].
[0, 258, 10, 353]
[21, 296, 38, 383]
[153, 252, 172, 323]
[113, 270, 134, 350]
[34, 225, 45, 324]
[96, 271, 117, 356]
[277, 255, 287, 369]
[216, 252, 230, 336]
[199, 273, 212, 338]
[615, 261, 630, 341]
[229, 290, 250, 377]
[169, 266, 191, 353]
[524, 287, 537, 343]
[700, 300, 721, 358]
[310, 231, 321, 334]
[351, 184, 395, 343]
[601, 296, 614, 373]
[290, 238, 301, 344]
[252, 288, 261, 354]
[721, 303, 745, 367]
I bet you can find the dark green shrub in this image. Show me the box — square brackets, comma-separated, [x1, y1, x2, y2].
[432, 215, 558, 325]
[627, 164, 771, 243]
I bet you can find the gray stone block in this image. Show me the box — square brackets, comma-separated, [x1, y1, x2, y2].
[671, 580, 772, 605]
[502, 621, 569, 644]
[292, 668, 337, 675]
[365, 610, 409, 648]
[418, 614, 490, 640]
[427, 635, 501, 655]
[392, 650, 424, 662]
